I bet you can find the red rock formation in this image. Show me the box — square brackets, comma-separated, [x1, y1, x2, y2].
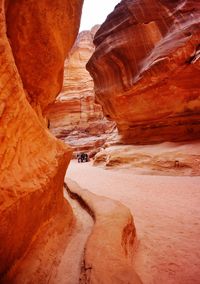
[6, 0, 83, 114]
[46, 26, 115, 156]
[87, 0, 200, 144]
[66, 179, 142, 284]
[0, 0, 83, 277]
[93, 142, 200, 176]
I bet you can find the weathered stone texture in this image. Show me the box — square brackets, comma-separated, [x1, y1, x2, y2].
[0, 0, 83, 277]
[87, 0, 200, 144]
[46, 26, 115, 155]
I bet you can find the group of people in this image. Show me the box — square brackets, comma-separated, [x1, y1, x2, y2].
[77, 152, 89, 163]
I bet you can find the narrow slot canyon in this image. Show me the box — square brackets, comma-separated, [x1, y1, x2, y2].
[0, 0, 200, 283]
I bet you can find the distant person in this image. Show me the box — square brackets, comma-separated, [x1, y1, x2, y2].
[77, 153, 82, 163]
[84, 153, 89, 162]
[81, 153, 85, 162]
[77, 153, 89, 163]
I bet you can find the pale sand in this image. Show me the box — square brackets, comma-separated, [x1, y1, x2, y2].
[67, 160, 200, 284]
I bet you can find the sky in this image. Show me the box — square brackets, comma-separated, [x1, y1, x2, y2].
[80, 0, 120, 31]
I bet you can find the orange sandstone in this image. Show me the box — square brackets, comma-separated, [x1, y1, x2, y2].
[46, 26, 115, 155]
[66, 179, 142, 284]
[87, 0, 200, 144]
[6, 0, 83, 113]
[0, 0, 83, 277]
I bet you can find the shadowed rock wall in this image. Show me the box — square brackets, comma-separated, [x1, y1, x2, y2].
[0, 0, 83, 277]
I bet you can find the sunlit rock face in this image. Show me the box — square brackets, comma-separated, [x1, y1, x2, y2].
[87, 0, 200, 144]
[46, 26, 115, 156]
[0, 0, 83, 277]
[93, 142, 200, 176]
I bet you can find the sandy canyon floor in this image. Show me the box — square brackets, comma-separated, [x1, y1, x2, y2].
[67, 160, 200, 284]
[5, 148, 200, 284]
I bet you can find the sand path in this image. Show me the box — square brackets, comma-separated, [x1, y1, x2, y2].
[67, 160, 200, 284]
[49, 190, 93, 284]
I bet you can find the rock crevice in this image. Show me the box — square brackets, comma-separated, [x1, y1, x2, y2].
[46, 26, 115, 156]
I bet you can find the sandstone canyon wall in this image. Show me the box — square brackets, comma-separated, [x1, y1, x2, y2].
[46, 26, 115, 156]
[0, 0, 83, 277]
[87, 0, 200, 144]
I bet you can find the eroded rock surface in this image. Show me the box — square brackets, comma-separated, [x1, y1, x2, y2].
[66, 160, 200, 284]
[66, 179, 142, 284]
[87, 0, 200, 144]
[0, 0, 83, 277]
[3, 190, 93, 284]
[93, 142, 200, 176]
[6, 0, 83, 114]
[46, 26, 115, 156]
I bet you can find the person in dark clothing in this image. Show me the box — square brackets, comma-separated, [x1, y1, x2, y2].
[82, 153, 88, 162]
[77, 154, 82, 163]
[77, 153, 89, 163]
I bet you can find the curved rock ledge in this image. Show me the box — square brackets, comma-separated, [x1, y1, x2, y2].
[65, 179, 142, 284]
[87, 0, 200, 144]
[93, 142, 200, 176]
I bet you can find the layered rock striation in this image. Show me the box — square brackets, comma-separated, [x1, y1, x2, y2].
[93, 142, 200, 176]
[0, 0, 83, 277]
[87, 0, 200, 144]
[46, 26, 115, 155]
